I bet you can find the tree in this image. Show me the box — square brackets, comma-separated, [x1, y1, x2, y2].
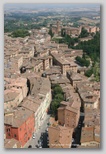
[85, 60, 90, 67]
[11, 29, 30, 38]
[48, 29, 54, 38]
[93, 62, 100, 82]
[53, 85, 63, 96]
[51, 84, 64, 117]
[75, 56, 90, 67]
[74, 32, 100, 81]
[69, 39, 75, 47]
[55, 94, 64, 102]
[85, 68, 93, 77]
[79, 27, 89, 38]
[51, 100, 60, 115]
[61, 28, 66, 37]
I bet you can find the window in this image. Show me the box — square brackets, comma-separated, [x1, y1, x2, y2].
[7, 128, 10, 132]
[59, 122, 61, 125]
[8, 133, 10, 136]
[14, 134, 17, 138]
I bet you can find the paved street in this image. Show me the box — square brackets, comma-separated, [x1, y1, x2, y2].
[42, 132, 49, 148]
[71, 115, 84, 148]
[24, 113, 50, 148]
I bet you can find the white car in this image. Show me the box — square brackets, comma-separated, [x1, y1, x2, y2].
[32, 134, 35, 139]
[72, 138, 75, 143]
[39, 146, 42, 148]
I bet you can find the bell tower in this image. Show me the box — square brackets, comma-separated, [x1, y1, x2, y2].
[57, 20, 60, 34]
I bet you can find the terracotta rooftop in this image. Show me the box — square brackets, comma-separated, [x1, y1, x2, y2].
[81, 126, 100, 144]
[4, 77, 27, 88]
[50, 74, 70, 84]
[29, 77, 51, 97]
[4, 107, 33, 128]
[4, 89, 20, 103]
[84, 109, 100, 127]
[81, 127, 94, 143]
[60, 101, 72, 107]
[78, 145, 99, 148]
[20, 96, 40, 113]
[80, 92, 98, 103]
[45, 66, 61, 75]
[48, 125, 73, 148]
[4, 138, 22, 148]
[65, 106, 78, 114]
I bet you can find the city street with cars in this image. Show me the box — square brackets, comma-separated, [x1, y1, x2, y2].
[24, 114, 50, 148]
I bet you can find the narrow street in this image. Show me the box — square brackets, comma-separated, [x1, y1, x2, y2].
[71, 114, 84, 148]
[42, 132, 49, 148]
[24, 114, 50, 148]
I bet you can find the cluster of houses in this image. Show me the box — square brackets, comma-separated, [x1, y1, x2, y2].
[4, 22, 100, 148]
[51, 20, 99, 37]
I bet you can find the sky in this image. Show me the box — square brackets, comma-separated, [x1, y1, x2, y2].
[4, 3, 100, 10]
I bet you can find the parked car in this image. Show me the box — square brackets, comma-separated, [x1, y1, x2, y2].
[28, 145, 32, 148]
[41, 133, 43, 136]
[47, 136, 49, 140]
[32, 134, 35, 139]
[78, 124, 81, 128]
[47, 122, 50, 126]
[38, 139, 42, 146]
[39, 146, 42, 148]
[72, 138, 75, 143]
[40, 133, 43, 139]
[35, 145, 39, 148]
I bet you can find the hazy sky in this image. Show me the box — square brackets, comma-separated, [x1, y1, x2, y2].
[4, 3, 100, 9]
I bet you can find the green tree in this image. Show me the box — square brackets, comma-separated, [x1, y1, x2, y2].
[53, 86, 63, 96]
[61, 28, 66, 37]
[48, 29, 54, 38]
[55, 94, 64, 102]
[11, 29, 30, 38]
[79, 27, 89, 38]
[51, 84, 64, 117]
[75, 56, 90, 67]
[85, 68, 93, 77]
[51, 100, 60, 115]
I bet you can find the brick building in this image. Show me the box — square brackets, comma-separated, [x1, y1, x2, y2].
[48, 125, 73, 148]
[4, 107, 34, 147]
[51, 53, 78, 75]
[58, 105, 79, 129]
[20, 77, 51, 131]
[81, 25, 100, 33]
[80, 126, 100, 148]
